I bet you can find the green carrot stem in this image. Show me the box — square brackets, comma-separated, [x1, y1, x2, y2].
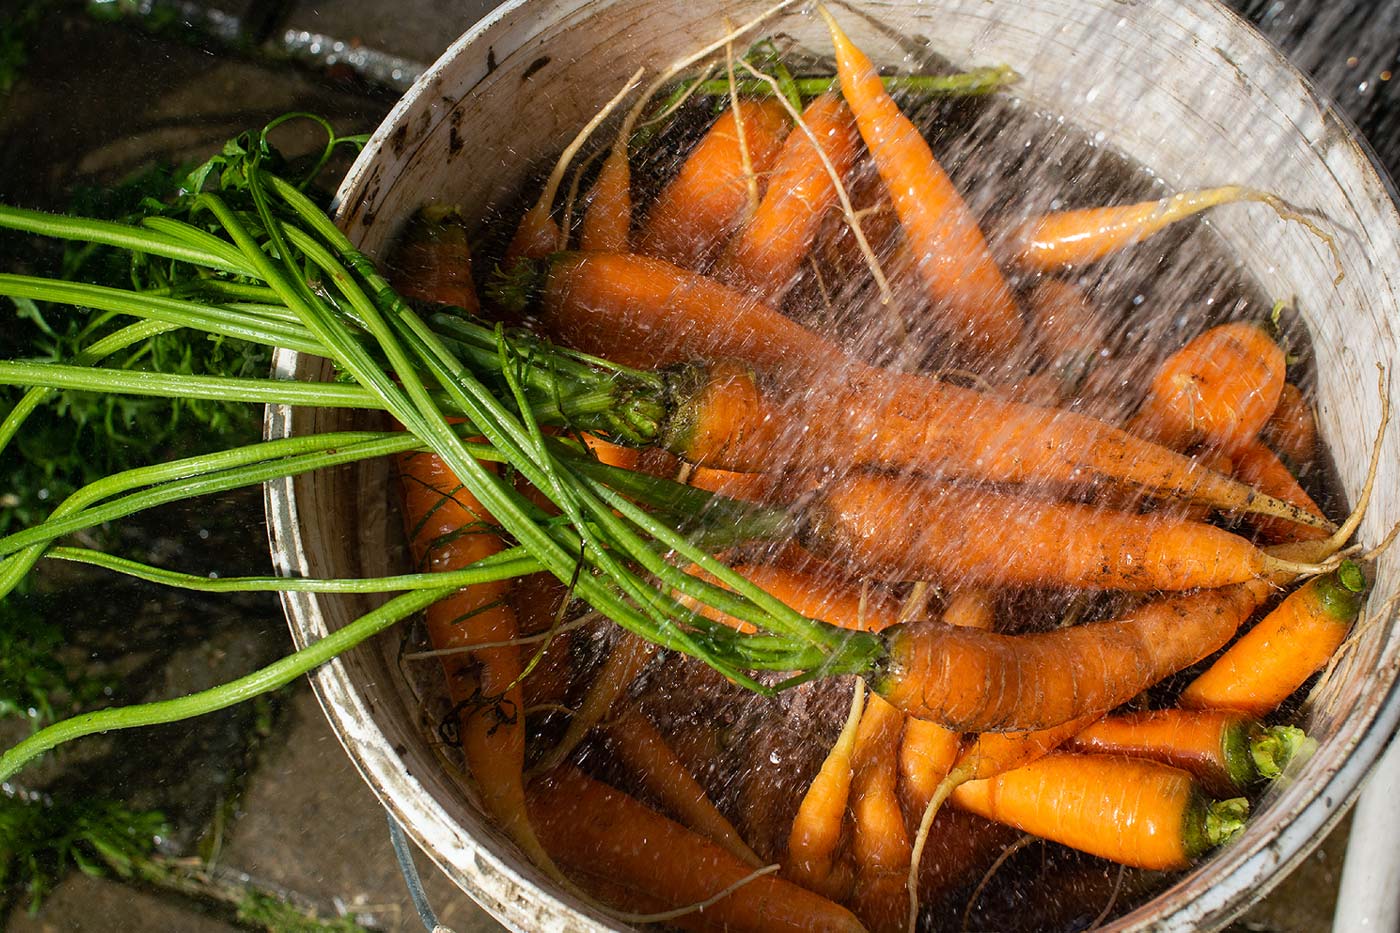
[1251, 725, 1309, 781]
[686, 65, 1018, 99]
[0, 584, 458, 781]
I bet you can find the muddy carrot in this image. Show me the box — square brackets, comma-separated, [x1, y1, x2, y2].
[387, 207, 480, 313]
[799, 472, 1313, 592]
[395, 450, 559, 879]
[688, 562, 901, 634]
[874, 578, 1274, 732]
[1263, 382, 1317, 468]
[713, 93, 863, 303]
[638, 99, 790, 270]
[848, 694, 913, 933]
[529, 768, 867, 933]
[1180, 561, 1368, 716]
[788, 680, 865, 898]
[1232, 439, 1329, 543]
[820, 7, 1023, 359]
[1065, 709, 1308, 797]
[604, 706, 763, 867]
[1128, 321, 1286, 453]
[1005, 185, 1282, 270]
[499, 250, 1330, 530]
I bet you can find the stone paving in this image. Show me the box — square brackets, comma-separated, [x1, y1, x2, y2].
[0, 3, 1390, 931]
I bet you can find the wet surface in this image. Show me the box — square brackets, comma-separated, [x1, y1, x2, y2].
[0, 1, 1396, 931]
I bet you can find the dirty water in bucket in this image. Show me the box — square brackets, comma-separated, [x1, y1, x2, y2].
[0, 1, 1394, 930]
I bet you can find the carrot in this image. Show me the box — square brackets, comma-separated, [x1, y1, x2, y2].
[1263, 381, 1317, 469]
[689, 562, 901, 634]
[847, 694, 913, 933]
[873, 578, 1274, 733]
[1005, 185, 1291, 270]
[713, 93, 863, 303]
[787, 680, 864, 897]
[395, 450, 559, 879]
[529, 767, 866, 933]
[949, 753, 1248, 870]
[1231, 439, 1329, 543]
[687, 465, 786, 503]
[1127, 321, 1286, 454]
[386, 207, 480, 313]
[530, 630, 656, 777]
[603, 705, 763, 867]
[799, 472, 1313, 592]
[580, 142, 634, 252]
[638, 98, 790, 270]
[1180, 561, 1368, 716]
[1025, 278, 1114, 396]
[820, 7, 1023, 359]
[502, 250, 1331, 530]
[1065, 709, 1308, 797]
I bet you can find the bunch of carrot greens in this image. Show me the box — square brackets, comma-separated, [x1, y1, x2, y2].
[0, 6, 1382, 932]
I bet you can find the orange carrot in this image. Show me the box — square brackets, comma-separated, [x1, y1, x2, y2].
[386, 208, 480, 313]
[638, 99, 790, 270]
[395, 451, 558, 879]
[848, 694, 913, 933]
[603, 706, 763, 867]
[687, 465, 786, 503]
[1180, 561, 1368, 716]
[787, 680, 864, 898]
[1005, 185, 1281, 270]
[506, 250, 1329, 530]
[580, 142, 633, 252]
[950, 753, 1248, 870]
[800, 472, 1307, 592]
[713, 94, 863, 303]
[1232, 439, 1329, 543]
[529, 768, 866, 933]
[1128, 321, 1286, 453]
[874, 578, 1274, 732]
[1065, 709, 1307, 797]
[688, 562, 902, 634]
[821, 7, 1023, 359]
[1263, 382, 1317, 469]
[1025, 277, 1114, 395]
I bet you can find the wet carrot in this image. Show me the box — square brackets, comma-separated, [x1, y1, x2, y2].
[505, 250, 1329, 530]
[1025, 277, 1114, 394]
[1231, 439, 1329, 543]
[603, 706, 763, 867]
[874, 578, 1274, 732]
[848, 693, 913, 933]
[1180, 561, 1368, 716]
[1065, 709, 1307, 797]
[387, 208, 480, 313]
[1128, 321, 1286, 453]
[580, 142, 634, 252]
[820, 7, 1023, 359]
[950, 753, 1248, 870]
[713, 93, 863, 303]
[688, 562, 901, 634]
[800, 472, 1305, 592]
[395, 451, 558, 879]
[787, 681, 864, 898]
[530, 767, 867, 933]
[1263, 382, 1317, 469]
[1005, 185, 1277, 270]
[638, 99, 790, 270]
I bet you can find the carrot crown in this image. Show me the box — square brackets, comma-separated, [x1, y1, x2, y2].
[1317, 560, 1367, 621]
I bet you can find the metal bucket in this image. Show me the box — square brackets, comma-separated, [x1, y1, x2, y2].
[264, 1, 1400, 929]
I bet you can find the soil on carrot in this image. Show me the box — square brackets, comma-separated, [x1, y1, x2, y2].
[383, 39, 1352, 933]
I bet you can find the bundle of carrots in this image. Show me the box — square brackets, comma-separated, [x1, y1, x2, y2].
[382, 7, 1380, 932]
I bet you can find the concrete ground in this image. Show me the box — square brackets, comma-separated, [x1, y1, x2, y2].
[0, 2, 1392, 931]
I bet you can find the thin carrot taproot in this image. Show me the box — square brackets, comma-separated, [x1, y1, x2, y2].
[848, 694, 913, 933]
[787, 680, 865, 898]
[949, 753, 1249, 870]
[1180, 561, 1368, 716]
[529, 767, 867, 933]
[819, 6, 1023, 359]
[1231, 438, 1329, 543]
[1004, 185, 1303, 270]
[498, 250, 1331, 530]
[637, 98, 790, 270]
[1263, 381, 1318, 469]
[1065, 709, 1308, 797]
[603, 705, 763, 867]
[713, 93, 863, 303]
[580, 142, 634, 253]
[799, 472, 1319, 592]
[1127, 321, 1286, 454]
[395, 450, 560, 880]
